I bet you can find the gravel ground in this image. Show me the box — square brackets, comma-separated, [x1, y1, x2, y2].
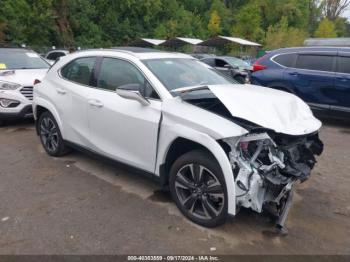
[0, 118, 349, 255]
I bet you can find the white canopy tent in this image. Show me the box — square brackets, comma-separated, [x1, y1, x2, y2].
[199, 36, 261, 47]
[160, 37, 203, 47]
[129, 38, 165, 47]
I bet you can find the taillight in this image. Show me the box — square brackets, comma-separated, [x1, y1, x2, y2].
[33, 79, 41, 85]
[253, 55, 268, 72]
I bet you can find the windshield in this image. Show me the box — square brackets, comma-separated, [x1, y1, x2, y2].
[0, 49, 50, 70]
[224, 57, 250, 68]
[142, 58, 236, 93]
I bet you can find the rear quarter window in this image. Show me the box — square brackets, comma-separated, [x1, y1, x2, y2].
[337, 56, 350, 74]
[60, 57, 96, 86]
[273, 53, 297, 67]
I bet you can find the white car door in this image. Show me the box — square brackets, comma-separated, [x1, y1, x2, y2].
[88, 57, 162, 172]
[57, 56, 96, 146]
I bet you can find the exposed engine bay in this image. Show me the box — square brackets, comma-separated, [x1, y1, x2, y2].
[185, 95, 324, 232]
[223, 132, 323, 232]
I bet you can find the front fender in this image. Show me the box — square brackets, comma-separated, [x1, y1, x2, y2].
[33, 96, 65, 138]
[156, 123, 237, 216]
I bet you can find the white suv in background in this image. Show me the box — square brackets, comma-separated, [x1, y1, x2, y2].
[0, 47, 50, 126]
[33, 48, 323, 232]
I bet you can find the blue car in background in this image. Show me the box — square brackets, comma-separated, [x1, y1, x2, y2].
[251, 47, 350, 119]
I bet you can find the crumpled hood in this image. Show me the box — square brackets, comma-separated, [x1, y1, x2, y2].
[0, 69, 48, 86]
[208, 84, 322, 136]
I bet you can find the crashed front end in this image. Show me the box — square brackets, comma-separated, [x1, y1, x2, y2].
[223, 131, 323, 232]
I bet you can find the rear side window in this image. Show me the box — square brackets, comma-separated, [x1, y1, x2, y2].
[295, 55, 333, 72]
[273, 53, 296, 67]
[337, 56, 350, 74]
[61, 57, 96, 86]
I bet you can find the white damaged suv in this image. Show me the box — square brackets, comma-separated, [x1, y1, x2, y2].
[33, 48, 323, 232]
[0, 47, 50, 126]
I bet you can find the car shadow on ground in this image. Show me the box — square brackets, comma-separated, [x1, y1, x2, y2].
[316, 116, 350, 129]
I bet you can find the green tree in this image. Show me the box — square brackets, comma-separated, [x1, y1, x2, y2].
[265, 17, 308, 49]
[208, 10, 221, 36]
[232, 1, 263, 42]
[315, 18, 337, 37]
[0, 21, 6, 42]
[334, 17, 350, 36]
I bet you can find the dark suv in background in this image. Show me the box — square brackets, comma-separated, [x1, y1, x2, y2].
[251, 47, 350, 119]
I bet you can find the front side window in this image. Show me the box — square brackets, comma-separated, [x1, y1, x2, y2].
[224, 57, 250, 68]
[61, 57, 96, 86]
[0, 49, 49, 70]
[97, 57, 159, 99]
[142, 58, 235, 93]
[215, 59, 228, 68]
[337, 56, 350, 74]
[295, 54, 333, 72]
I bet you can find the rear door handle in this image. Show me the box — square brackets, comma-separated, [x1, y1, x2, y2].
[56, 88, 66, 94]
[289, 72, 299, 76]
[88, 99, 104, 108]
[336, 77, 349, 82]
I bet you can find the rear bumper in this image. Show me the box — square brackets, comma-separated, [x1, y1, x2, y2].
[0, 105, 33, 120]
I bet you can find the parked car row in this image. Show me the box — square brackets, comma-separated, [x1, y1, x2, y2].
[0, 47, 50, 126]
[251, 47, 350, 119]
[0, 45, 327, 233]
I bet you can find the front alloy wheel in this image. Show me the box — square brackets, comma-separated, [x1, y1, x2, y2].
[40, 116, 59, 153]
[170, 150, 228, 227]
[38, 111, 69, 157]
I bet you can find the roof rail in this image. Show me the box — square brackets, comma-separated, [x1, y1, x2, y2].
[0, 42, 25, 48]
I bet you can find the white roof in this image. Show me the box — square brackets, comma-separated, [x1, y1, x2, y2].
[200, 36, 261, 47]
[161, 37, 203, 47]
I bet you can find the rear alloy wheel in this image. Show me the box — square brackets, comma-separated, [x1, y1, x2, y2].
[38, 111, 69, 157]
[169, 150, 228, 227]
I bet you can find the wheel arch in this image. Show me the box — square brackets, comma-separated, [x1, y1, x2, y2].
[34, 98, 64, 137]
[156, 125, 237, 216]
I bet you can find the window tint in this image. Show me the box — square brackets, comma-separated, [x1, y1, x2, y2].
[97, 58, 159, 99]
[61, 57, 96, 86]
[215, 59, 228, 68]
[201, 58, 215, 67]
[295, 55, 333, 72]
[338, 56, 350, 74]
[47, 52, 65, 61]
[274, 53, 296, 67]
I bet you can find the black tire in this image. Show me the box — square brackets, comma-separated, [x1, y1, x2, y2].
[234, 75, 246, 84]
[38, 111, 69, 157]
[169, 150, 228, 227]
[0, 120, 4, 127]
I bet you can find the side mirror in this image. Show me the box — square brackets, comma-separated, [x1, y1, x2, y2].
[116, 83, 150, 106]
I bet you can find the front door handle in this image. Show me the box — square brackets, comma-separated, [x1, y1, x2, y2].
[56, 88, 66, 94]
[88, 99, 104, 108]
